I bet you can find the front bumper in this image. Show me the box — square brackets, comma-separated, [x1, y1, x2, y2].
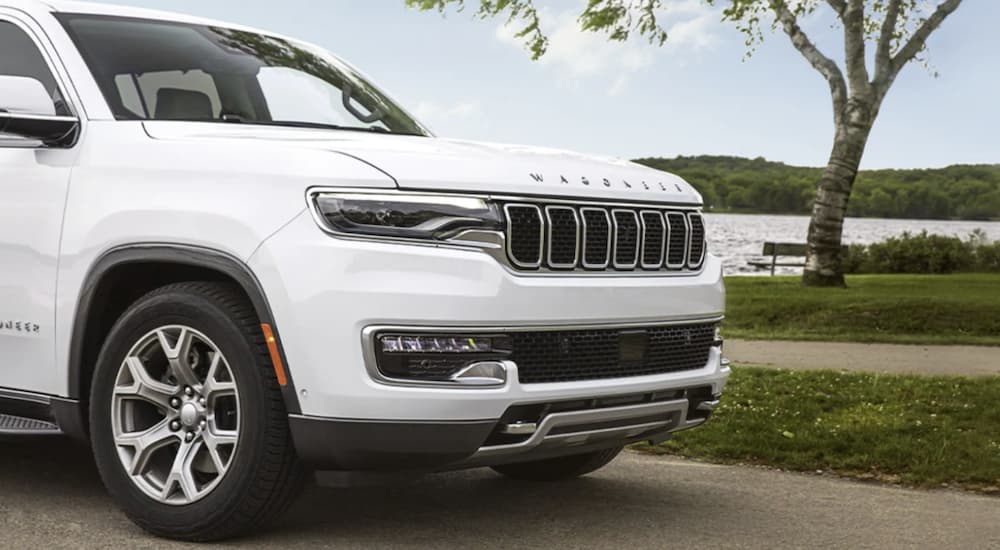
[288, 382, 724, 471]
[249, 209, 729, 468]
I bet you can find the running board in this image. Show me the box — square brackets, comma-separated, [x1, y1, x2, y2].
[0, 413, 61, 435]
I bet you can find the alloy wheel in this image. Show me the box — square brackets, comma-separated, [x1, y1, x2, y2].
[111, 325, 241, 505]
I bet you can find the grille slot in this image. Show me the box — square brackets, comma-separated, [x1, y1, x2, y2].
[545, 206, 579, 269]
[665, 212, 689, 269]
[612, 210, 640, 269]
[581, 208, 611, 269]
[640, 211, 666, 269]
[502, 201, 704, 274]
[510, 322, 718, 383]
[504, 204, 543, 268]
[688, 213, 706, 269]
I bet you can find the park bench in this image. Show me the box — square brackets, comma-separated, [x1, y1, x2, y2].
[748, 242, 809, 275]
[748, 242, 849, 275]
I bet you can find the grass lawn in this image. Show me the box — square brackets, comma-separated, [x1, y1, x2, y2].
[724, 273, 1000, 345]
[632, 367, 1000, 493]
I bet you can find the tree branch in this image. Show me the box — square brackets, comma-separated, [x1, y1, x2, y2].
[889, 0, 963, 79]
[842, 0, 870, 97]
[873, 0, 902, 85]
[769, 1, 848, 120]
[826, 0, 847, 17]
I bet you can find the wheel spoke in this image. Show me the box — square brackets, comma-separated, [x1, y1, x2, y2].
[203, 353, 236, 398]
[203, 429, 235, 473]
[115, 418, 177, 476]
[115, 357, 176, 410]
[156, 328, 200, 388]
[163, 439, 201, 501]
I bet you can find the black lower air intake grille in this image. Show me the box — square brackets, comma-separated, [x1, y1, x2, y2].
[503, 200, 706, 274]
[510, 321, 719, 383]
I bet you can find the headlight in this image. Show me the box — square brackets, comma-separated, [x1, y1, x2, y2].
[311, 192, 502, 240]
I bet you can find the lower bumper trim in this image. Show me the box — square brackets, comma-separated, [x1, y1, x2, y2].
[288, 415, 495, 470]
[290, 387, 719, 472]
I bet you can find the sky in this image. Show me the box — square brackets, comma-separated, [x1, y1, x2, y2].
[96, 0, 999, 169]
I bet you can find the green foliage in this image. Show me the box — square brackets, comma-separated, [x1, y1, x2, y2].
[724, 274, 1000, 345]
[405, 0, 668, 59]
[633, 367, 1000, 492]
[404, 0, 667, 60]
[406, 1, 954, 64]
[844, 231, 1000, 274]
[634, 155, 1000, 221]
[709, 0, 946, 59]
[405, 0, 550, 58]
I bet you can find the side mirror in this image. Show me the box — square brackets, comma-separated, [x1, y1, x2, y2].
[0, 75, 79, 146]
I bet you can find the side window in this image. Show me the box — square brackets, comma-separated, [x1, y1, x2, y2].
[0, 20, 67, 115]
[110, 70, 222, 120]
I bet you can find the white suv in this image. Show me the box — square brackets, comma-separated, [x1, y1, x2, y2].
[0, 0, 728, 541]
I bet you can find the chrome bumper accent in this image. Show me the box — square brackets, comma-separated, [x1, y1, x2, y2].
[696, 399, 721, 412]
[467, 398, 692, 463]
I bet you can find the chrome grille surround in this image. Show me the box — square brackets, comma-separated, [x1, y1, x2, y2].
[640, 210, 667, 269]
[580, 207, 612, 270]
[503, 203, 544, 269]
[665, 211, 690, 270]
[611, 209, 640, 270]
[544, 205, 580, 269]
[501, 199, 706, 275]
[687, 212, 707, 270]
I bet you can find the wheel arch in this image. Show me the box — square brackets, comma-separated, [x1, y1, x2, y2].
[65, 244, 301, 438]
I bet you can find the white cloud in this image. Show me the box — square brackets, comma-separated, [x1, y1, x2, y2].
[494, 1, 722, 95]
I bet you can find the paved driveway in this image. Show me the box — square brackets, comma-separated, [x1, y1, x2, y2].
[726, 339, 1000, 376]
[2, 436, 997, 549]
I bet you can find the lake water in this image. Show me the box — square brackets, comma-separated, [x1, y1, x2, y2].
[705, 213, 1000, 275]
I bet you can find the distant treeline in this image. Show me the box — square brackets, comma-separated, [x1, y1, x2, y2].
[633, 155, 1000, 221]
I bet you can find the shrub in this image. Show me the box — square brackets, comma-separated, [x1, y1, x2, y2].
[846, 231, 998, 274]
[975, 241, 1000, 271]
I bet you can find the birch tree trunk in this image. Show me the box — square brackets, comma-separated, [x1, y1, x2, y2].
[803, 98, 874, 287]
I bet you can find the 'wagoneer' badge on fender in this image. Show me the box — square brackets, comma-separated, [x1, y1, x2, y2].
[0, 319, 41, 337]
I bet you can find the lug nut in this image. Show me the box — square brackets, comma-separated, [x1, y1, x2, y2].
[199, 420, 207, 430]
[170, 397, 181, 409]
[184, 386, 194, 396]
[170, 420, 181, 432]
[185, 431, 195, 442]
[198, 397, 206, 407]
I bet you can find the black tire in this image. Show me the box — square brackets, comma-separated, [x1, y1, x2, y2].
[490, 446, 624, 481]
[89, 282, 304, 541]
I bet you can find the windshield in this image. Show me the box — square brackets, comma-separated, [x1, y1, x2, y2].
[57, 14, 429, 136]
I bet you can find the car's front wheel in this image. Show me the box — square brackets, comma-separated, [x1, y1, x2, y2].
[89, 282, 303, 541]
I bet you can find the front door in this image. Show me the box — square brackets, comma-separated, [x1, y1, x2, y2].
[0, 16, 77, 395]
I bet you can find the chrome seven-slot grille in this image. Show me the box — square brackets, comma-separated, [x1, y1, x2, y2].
[503, 202, 706, 273]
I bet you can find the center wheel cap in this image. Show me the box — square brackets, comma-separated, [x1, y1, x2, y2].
[179, 402, 200, 428]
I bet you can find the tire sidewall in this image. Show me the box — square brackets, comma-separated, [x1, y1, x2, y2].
[90, 288, 273, 529]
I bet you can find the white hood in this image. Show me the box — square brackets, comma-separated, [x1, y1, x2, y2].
[143, 122, 703, 205]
